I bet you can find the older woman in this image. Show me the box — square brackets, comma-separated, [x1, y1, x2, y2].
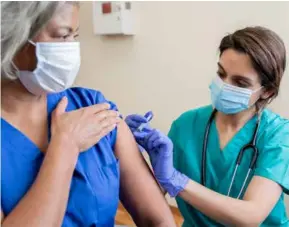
[1, 2, 176, 227]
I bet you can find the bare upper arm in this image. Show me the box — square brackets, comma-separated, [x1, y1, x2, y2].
[1, 209, 4, 223]
[114, 120, 176, 226]
[244, 175, 282, 221]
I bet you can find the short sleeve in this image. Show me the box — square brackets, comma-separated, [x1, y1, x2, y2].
[254, 121, 289, 194]
[168, 121, 177, 143]
[66, 87, 119, 149]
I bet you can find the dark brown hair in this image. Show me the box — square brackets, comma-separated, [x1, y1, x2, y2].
[219, 26, 286, 109]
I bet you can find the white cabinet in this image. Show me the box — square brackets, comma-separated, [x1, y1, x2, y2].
[92, 1, 135, 35]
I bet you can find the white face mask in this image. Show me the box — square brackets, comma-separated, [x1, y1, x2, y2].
[18, 40, 81, 95]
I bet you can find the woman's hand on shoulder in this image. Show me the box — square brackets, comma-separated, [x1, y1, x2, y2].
[50, 96, 121, 153]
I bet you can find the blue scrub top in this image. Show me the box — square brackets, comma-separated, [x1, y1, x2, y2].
[169, 105, 289, 227]
[1, 87, 120, 227]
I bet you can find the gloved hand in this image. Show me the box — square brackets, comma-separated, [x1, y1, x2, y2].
[125, 112, 153, 152]
[125, 111, 153, 132]
[133, 128, 189, 197]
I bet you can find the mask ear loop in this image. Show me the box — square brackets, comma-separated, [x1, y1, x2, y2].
[253, 86, 263, 93]
[28, 40, 36, 46]
[248, 85, 264, 112]
[255, 86, 269, 114]
[11, 61, 19, 71]
[9, 61, 20, 79]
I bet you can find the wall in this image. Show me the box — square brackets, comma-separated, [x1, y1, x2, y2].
[77, 1, 289, 211]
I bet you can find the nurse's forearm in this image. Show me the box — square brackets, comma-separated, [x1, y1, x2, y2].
[179, 179, 262, 226]
[2, 135, 78, 227]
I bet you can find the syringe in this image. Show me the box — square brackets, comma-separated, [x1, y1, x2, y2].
[137, 111, 153, 132]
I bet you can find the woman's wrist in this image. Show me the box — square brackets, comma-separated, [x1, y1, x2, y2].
[48, 132, 79, 159]
[158, 169, 190, 197]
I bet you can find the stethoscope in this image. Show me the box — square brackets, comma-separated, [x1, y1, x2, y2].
[201, 109, 260, 199]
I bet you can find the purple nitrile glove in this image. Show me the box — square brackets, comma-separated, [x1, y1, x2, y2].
[125, 111, 153, 152]
[133, 129, 189, 197]
[125, 111, 153, 131]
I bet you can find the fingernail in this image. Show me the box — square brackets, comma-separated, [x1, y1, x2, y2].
[105, 103, 111, 109]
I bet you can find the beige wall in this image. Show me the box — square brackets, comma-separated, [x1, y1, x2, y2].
[77, 2, 289, 211]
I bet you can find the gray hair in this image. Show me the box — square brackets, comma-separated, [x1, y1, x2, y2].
[1, 1, 78, 80]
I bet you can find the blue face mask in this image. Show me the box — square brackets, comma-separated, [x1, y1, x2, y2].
[209, 76, 262, 114]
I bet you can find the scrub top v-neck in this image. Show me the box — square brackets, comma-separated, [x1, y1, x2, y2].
[170, 105, 289, 227]
[2, 87, 120, 227]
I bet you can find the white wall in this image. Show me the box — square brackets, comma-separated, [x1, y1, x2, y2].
[77, 1, 289, 211]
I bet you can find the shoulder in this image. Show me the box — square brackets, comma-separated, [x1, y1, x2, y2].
[60, 87, 118, 111]
[255, 109, 289, 192]
[64, 87, 107, 104]
[260, 108, 289, 128]
[259, 109, 289, 145]
[60, 87, 119, 147]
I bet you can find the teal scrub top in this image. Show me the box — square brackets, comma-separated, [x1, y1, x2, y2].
[169, 105, 289, 227]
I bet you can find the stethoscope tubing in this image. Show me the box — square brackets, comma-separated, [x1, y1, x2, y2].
[201, 109, 260, 198]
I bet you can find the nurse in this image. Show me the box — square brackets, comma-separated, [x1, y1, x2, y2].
[126, 26, 289, 226]
[1, 2, 176, 227]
